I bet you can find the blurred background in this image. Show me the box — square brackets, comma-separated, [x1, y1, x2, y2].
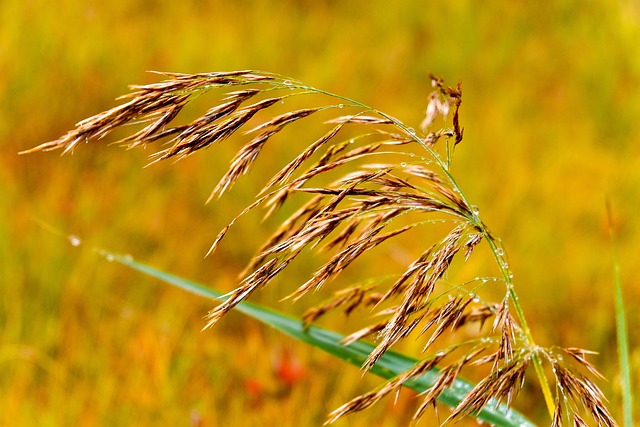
[2, 0, 639, 425]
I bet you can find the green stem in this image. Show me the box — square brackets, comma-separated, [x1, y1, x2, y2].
[483, 232, 555, 418]
[270, 78, 556, 418]
[608, 202, 633, 427]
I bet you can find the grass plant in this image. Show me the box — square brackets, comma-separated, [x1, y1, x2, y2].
[607, 203, 633, 427]
[24, 71, 617, 425]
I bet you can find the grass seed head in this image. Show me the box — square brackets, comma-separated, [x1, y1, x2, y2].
[27, 70, 616, 426]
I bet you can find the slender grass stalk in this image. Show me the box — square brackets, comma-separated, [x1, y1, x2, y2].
[607, 202, 633, 426]
[292, 79, 556, 417]
[24, 70, 617, 425]
[614, 253, 633, 427]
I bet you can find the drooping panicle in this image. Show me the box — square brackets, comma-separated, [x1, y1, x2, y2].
[25, 71, 615, 426]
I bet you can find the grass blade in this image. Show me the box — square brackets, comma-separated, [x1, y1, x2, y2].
[614, 262, 633, 427]
[105, 250, 535, 427]
[607, 203, 633, 427]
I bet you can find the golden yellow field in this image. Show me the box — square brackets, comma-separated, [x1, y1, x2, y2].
[2, 1, 639, 425]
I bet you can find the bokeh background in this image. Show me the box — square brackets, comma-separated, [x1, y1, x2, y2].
[2, 0, 639, 425]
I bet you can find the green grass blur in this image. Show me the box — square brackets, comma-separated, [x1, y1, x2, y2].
[2, 0, 639, 425]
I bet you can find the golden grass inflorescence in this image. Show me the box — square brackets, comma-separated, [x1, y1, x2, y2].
[24, 71, 616, 426]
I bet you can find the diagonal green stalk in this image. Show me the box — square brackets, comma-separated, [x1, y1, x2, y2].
[482, 232, 555, 417]
[104, 250, 536, 427]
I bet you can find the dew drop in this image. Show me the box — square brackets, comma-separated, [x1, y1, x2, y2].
[400, 162, 407, 167]
[496, 248, 504, 257]
[105, 254, 114, 262]
[68, 235, 81, 247]
[349, 138, 355, 144]
[338, 104, 344, 108]
[283, 79, 292, 87]
[407, 127, 416, 136]
[473, 296, 481, 303]
[471, 205, 480, 215]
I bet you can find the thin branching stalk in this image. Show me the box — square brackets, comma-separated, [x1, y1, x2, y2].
[24, 70, 617, 426]
[290, 76, 557, 417]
